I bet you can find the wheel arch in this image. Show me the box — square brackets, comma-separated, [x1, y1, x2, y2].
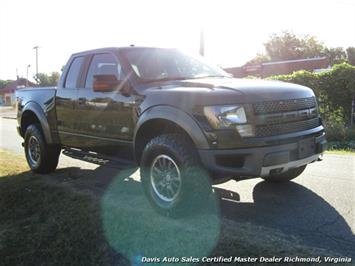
[134, 106, 209, 163]
[20, 102, 53, 144]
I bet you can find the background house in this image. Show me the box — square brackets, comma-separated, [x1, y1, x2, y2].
[0, 78, 37, 106]
[224, 57, 329, 78]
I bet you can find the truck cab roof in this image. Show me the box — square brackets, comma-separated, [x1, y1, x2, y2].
[71, 46, 173, 57]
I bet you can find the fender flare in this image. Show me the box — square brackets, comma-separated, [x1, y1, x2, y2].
[21, 101, 53, 144]
[134, 105, 210, 150]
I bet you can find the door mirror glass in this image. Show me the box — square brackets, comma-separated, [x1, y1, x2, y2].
[93, 74, 121, 92]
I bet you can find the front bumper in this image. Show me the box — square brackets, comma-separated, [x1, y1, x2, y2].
[199, 132, 327, 178]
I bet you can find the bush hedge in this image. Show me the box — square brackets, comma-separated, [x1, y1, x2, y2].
[268, 63, 355, 143]
[269, 63, 355, 125]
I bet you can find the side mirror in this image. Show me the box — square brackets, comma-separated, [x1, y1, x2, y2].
[93, 75, 121, 92]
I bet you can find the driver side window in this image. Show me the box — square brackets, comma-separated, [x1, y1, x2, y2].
[85, 53, 122, 89]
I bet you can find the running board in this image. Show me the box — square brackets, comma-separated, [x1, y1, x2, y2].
[62, 148, 138, 169]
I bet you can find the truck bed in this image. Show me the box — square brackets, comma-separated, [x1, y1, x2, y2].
[16, 87, 58, 138]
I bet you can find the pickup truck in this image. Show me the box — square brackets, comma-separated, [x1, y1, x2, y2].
[17, 47, 327, 216]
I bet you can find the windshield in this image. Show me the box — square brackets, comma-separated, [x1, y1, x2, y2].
[122, 48, 229, 82]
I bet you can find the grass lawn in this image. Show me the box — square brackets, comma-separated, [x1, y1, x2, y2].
[0, 150, 335, 266]
[326, 150, 355, 155]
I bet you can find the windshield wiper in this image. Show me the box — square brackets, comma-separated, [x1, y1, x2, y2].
[143, 77, 190, 83]
[191, 75, 228, 79]
[142, 75, 229, 84]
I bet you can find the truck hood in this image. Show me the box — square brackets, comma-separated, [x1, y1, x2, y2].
[140, 77, 315, 111]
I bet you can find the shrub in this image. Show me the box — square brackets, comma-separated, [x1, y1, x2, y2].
[325, 124, 355, 141]
[268, 63, 355, 129]
[269, 70, 320, 96]
[318, 63, 355, 123]
[327, 140, 355, 151]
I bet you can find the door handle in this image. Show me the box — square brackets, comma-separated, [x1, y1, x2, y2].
[78, 98, 86, 105]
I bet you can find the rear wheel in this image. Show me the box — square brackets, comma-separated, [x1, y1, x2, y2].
[24, 124, 61, 174]
[262, 165, 306, 183]
[140, 134, 212, 217]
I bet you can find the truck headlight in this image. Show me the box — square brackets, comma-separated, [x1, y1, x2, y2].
[203, 105, 254, 137]
[204, 105, 247, 127]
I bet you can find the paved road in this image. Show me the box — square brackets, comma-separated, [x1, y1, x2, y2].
[0, 117, 96, 169]
[1, 117, 354, 257]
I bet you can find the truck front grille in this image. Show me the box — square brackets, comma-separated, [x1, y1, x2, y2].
[252, 97, 321, 137]
[255, 118, 320, 137]
[253, 97, 316, 114]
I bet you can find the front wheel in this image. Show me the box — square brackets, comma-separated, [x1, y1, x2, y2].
[140, 134, 212, 217]
[24, 124, 61, 174]
[262, 165, 307, 183]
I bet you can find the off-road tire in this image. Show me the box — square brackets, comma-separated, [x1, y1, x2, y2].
[140, 134, 212, 217]
[262, 165, 307, 183]
[24, 124, 61, 174]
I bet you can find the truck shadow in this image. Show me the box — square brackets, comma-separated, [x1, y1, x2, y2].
[216, 181, 355, 257]
[57, 163, 354, 259]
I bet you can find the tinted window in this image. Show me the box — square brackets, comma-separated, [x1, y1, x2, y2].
[122, 48, 227, 82]
[85, 53, 122, 89]
[65, 57, 84, 88]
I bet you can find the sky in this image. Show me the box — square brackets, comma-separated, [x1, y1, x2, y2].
[1, 0, 354, 81]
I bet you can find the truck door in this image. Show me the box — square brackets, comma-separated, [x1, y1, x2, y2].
[55, 56, 85, 147]
[76, 53, 135, 149]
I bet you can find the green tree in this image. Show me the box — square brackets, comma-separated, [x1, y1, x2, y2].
[324, 47, 347, 65]
[247, 31, 353, 68]
[346, 47, 355, 65]
[0, 80, 12, 89]
[246, 53, 270, 65]
[33, 72, 60, 86]
[264, 31, 325, 61]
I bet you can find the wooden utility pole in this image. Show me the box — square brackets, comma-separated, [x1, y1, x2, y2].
[33, 46, 39, 75]
[26, 65, 31, 86]
[199, 28, 205, 56]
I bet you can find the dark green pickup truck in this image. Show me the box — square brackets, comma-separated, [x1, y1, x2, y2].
[16, 47, 327, 216]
